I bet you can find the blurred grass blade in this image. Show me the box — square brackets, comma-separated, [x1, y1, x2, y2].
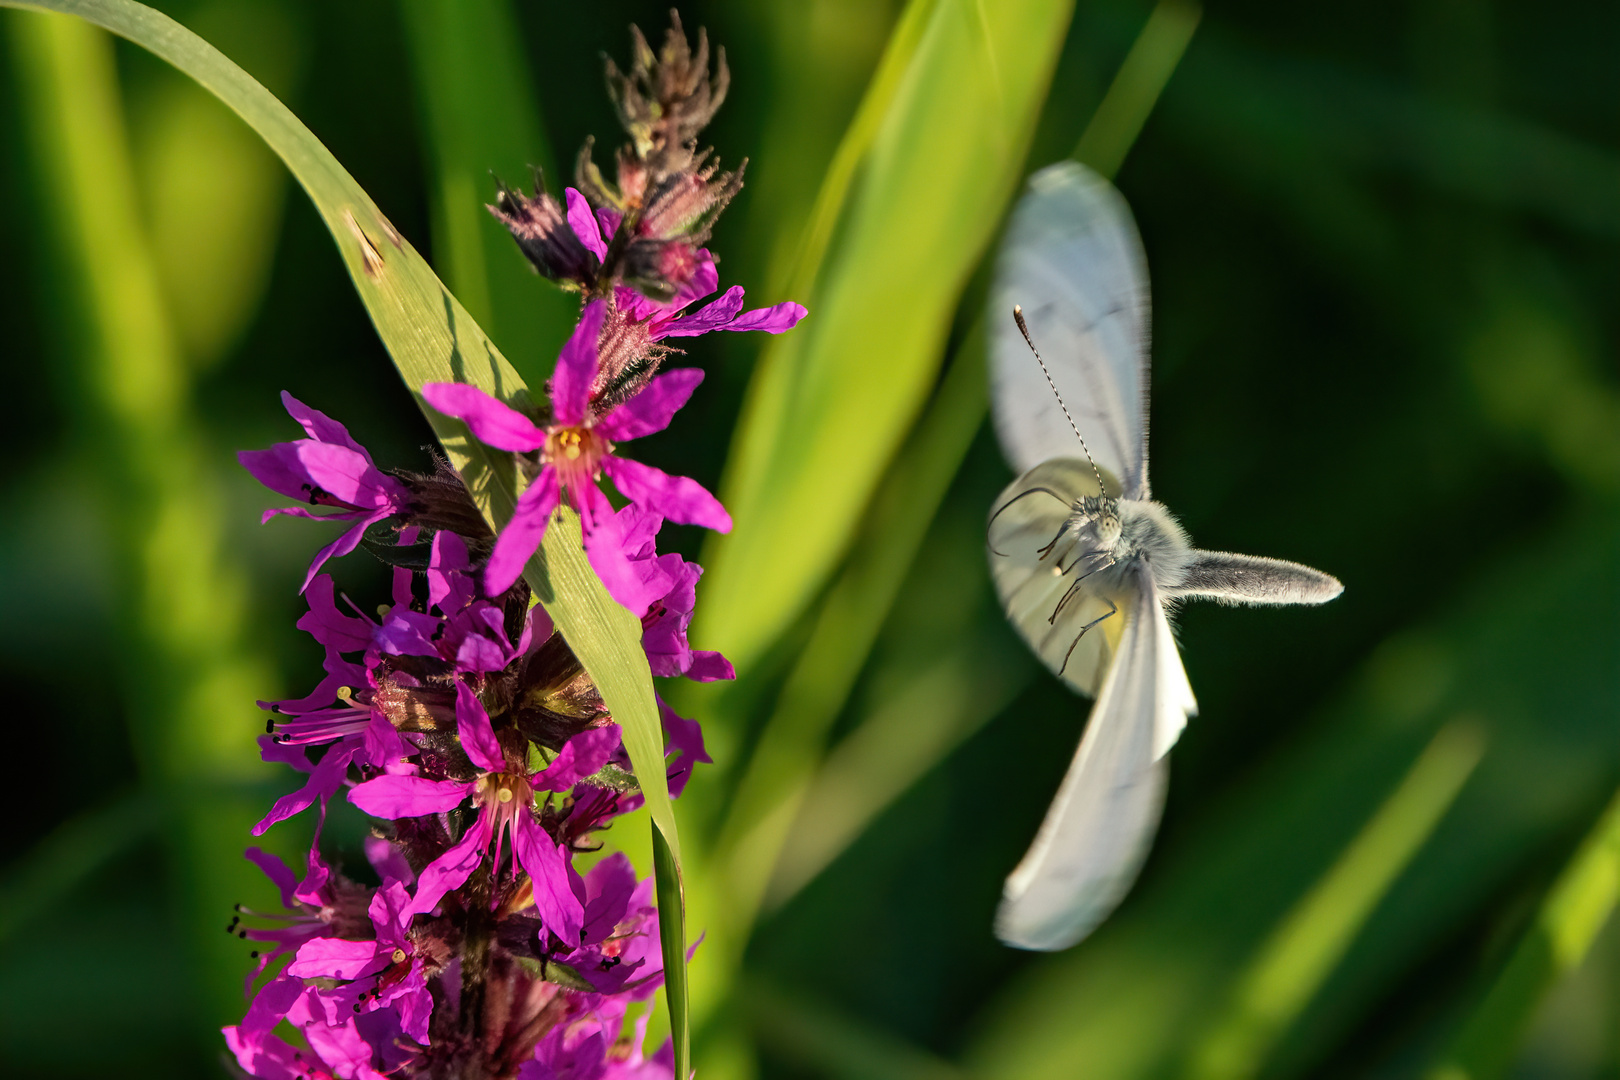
[1072, 0, 1200, 176]
[399, 0, 576, 384]
[716, 327, 989, 901]
[5, 0, 686, 1041]
[763, 0, 939, 303]
[1426, 783, 1620, 1080]
[718, 0, 937, 583]
[8, 6, 287, 1029]
[746, 977, 967, 1080]
[1185, 721, 1485, 1080]
[0, 792, 159, 943]
[767, 632, 1035, 909]
[136, 0, 300, 368]
[696, 0, 1075, 679]
[653, 824, 691, 1080]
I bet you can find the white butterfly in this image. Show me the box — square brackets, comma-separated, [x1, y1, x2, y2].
[987, 162, 1343, 951]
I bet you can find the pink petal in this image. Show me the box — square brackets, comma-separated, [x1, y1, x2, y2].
[287, 440, 399, 508]
[298, 513, 389, 594]
[659, 285, 745, 337]
[349, 774, 470, 818]
[302, 1016, 375, 1077]
[514, 815, 583, 943]
[368, 879, 414, 941]
[583, 508, 673, 617]
[725, 299, 809, 334]
[390, 977, 434, 1045]
[366, 835, 414, 887]
[253, 737, 362, 835]
[668, 248, 719, 312]
[421, 383, 546, 452]
[595, 368, 705, 442]
[287, 936, 386, 980]
[364, 711, 410, 766]
[485, 468, 560, 595]
[409, 816, 491, 916]
[427, 530, 472, 612]
[365, 834, 414, 886]
[238, 973, 307, 1043]
[580, 853, 638, 944]
[565, 188, 607, 261]
[548, 300, 606, 426]
[296, 576, 376, 653]
[685, 650, 736, 682]
[244, 848, 298, 908]
[602, 456, 732, 532]
[533, 724, 622, 791]
[280, 390, 366, 454]
[454, 682, 505, 773]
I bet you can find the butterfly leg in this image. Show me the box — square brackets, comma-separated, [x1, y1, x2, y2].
[1049, 553, 1116, 624]
[1057, 599, 1118, 677]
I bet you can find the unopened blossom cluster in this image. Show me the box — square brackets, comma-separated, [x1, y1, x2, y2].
[223, 19, 803, 1080]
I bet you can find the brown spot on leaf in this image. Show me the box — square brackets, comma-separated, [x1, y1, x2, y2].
[345, 209, 385, 276]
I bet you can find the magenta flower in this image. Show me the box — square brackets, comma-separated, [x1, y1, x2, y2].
[422, 300, 730, 604]
[349, 684, 620, 941]
[573, 204, 805, 340]
[288, 877, 435, 1044]
[614, 252, 806, 340]
[239, 392, 411, 591]
[613, 505, 734, 682]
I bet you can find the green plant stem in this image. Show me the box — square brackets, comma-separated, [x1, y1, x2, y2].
[1426, 782, 1620, 1080]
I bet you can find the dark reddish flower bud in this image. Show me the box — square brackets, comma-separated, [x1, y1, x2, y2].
[487, 173, 600, 288]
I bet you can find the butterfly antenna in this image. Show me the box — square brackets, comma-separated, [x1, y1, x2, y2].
[1013, 305, 1107, 496]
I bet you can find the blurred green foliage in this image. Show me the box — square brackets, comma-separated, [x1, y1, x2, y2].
[1, 1, 1616, 1079]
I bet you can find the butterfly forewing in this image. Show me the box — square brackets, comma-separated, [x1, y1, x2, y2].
[990, 162, 1152, 498]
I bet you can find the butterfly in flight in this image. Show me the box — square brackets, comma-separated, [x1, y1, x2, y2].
[987, 162, 1343, 951]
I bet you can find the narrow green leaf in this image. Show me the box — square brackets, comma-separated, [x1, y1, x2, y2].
[1185, 721, 1485, 1080]
[1426, 783, 1620, 1080]
[1072, 0, 1200, 176]
[4, 0, 686, 1033]
[695, 0, 1075, 678]
[717, 0, 939, 571]
[653, 823, 691, 1080]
